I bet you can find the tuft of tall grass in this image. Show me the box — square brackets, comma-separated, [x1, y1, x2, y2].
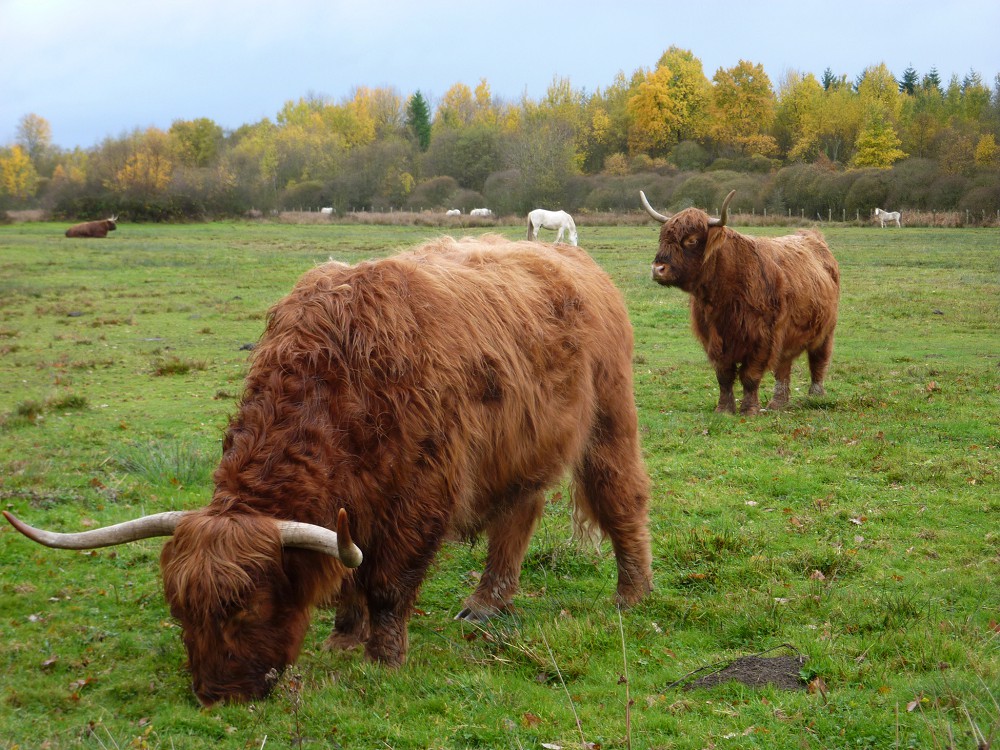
[150, 354, 207, 376]
[114, 439, 216, 488]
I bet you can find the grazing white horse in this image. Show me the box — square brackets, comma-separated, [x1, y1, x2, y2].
[470, 207, 492, 217]
[874, 208, 901, 228]
[526, 208, 578, 246]
[445, 208, 461, 216]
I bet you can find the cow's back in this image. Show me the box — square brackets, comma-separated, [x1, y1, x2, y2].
[247, 235, 634, 536]
[769, 230, 840, 352]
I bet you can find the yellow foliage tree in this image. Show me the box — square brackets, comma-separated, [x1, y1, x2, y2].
[974, 133, 999, 166]
[436, 83, 475, 129]
[0, 145, 40, 201]
[106, 128, 174, 196]
[627, 65, 683, 155]
[711, 60, 778, 156]
[655, 47, 713, 142]
[851, 108, 907, 168]
[775, 70, 825, 161]
[857, 63, 903, 122]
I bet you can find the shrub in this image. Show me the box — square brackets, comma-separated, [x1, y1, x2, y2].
[405, 176, 460, 210]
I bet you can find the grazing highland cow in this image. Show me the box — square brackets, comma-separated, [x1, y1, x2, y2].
[641, 190, 840, 415]
[65, 215, 118, 238]
[5, 235, 653, 705]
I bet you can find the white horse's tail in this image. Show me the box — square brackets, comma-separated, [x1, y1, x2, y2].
[526, 215, 534, 240]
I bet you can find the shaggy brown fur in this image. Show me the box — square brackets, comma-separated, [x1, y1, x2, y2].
[162, 235, 653, 704]
[651, 209, 840, 414]
[65, 218, 117, 238]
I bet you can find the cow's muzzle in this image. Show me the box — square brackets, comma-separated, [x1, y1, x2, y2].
[651, 263, 670, 284]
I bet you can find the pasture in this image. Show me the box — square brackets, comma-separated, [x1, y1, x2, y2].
[0, 221, 997, 749]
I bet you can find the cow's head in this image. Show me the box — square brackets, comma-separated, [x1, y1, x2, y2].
[2, 507, 361, 706]
[641, 190, 735, 291]
[107, 215, 118, 231]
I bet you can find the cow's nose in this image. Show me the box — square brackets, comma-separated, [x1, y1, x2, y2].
[651, 263, 666, 280]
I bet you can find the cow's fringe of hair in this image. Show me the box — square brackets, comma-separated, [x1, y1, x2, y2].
[161, 510, 282, 618]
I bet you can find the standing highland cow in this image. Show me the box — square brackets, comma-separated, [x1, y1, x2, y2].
[5, 235, 653, 705]
[641, 190, 840, 414]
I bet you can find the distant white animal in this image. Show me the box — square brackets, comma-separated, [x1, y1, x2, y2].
[527, 208, 578, 246]
[470, 208, 492, 218]
[320, 207, 334, 215]
[874, 208, 901, 228]
[445, 209, 461, 217]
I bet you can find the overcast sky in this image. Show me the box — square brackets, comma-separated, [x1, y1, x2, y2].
[2, 0, 998, 150]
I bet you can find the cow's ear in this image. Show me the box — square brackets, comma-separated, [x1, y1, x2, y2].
[703, 226, 726, 263]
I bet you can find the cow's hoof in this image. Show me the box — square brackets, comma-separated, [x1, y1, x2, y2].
[454, 605, 500, 623]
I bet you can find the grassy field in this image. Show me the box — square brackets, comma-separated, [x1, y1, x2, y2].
[0, 221, 998, 749]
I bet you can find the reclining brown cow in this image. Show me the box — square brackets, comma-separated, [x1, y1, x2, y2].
[65, 215, 118, 237]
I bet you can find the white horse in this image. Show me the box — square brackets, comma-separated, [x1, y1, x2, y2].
[445, 208, 461, 216]
[874, 208, 901, 228]
[526, 208, 578, 246]
[470, 207, 492, 217]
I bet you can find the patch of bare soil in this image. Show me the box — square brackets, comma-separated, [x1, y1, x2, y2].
[670, 645, 808, 692]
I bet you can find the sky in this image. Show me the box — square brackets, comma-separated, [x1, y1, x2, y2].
[2, 0, 998, 150]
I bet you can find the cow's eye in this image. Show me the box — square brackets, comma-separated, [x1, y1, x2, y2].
[683, 236, 699, 248]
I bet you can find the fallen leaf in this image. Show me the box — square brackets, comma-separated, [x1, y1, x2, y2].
[807, 676, 828, 698]
[522, 712, 542, 728]
[809, 570, 826, 581]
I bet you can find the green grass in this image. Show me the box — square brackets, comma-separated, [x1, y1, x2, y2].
[0, 221, 998, 749]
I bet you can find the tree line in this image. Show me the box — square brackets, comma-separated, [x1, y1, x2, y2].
[2, 48, 998, 222]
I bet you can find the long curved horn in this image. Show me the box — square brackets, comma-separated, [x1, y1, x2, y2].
[277, 508, 362, 567]
[3, 510, 185, 550]
[708, 190, 736, 227]
[639, 191, 670, 224]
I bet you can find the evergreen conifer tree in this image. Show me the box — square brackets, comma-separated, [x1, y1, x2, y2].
[406, 91, 432, 151]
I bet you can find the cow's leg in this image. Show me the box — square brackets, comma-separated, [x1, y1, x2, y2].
[807, 335, 835, 396]
[715, 364, 738, 413]
[358, 526, 444, 667]
[456, 491, 545, 622]
[573, 407, 653, 608]
[323, 575, 369, 651]
[738, 359, 767, 415]
[768, 357, 795, 410]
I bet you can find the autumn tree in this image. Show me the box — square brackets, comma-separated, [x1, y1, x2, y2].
[774, 70, 825, 161]
[16, 114, 54, 173]
[656, 48, 713, 142]
[851, 111, 907, 168]
[856, 63, 903, 122]
[627, 66, 683, 155]
[0, 145, 39, 204]
[105, 128, 175, 198]
[169, 118, 224, 168]
[852, 64, 906, 168]
[435, 83, 476, 130]
[579, 72, 635, 171]
[711, 60, 778, 156]
[974, 133, 999, 166]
